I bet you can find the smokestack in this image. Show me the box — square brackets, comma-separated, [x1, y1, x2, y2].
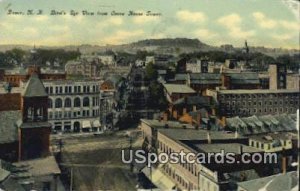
[163, 112, 168, 122]
[282, 156, 287, 174]
[207, 131, 211, 144]
[193, 105, 197, 112]
[235, 129, 239, 138]
[239, 145, 243, 154]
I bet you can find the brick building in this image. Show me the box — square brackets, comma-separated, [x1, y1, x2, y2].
[0, 74, 51, 161]
[0, 66, 66, 87]
[140, 119, 266, 191]
[207, 89, 299, 119]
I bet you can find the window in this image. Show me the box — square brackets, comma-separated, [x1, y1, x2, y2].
[83, 97, 90, 107]
[65, 86, 68, 93]
[48, 99, 53, 108]
[65, 98, 72, 108]
[55, 98, 63, 108]
[74, 97, 81, 107]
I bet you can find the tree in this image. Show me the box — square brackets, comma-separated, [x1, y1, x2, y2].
[145, 62, 158, 80]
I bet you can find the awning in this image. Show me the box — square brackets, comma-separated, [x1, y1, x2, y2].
[82, 121, 91, 128]
[142, 166, 176, 191]
[92, 120, 101, 127]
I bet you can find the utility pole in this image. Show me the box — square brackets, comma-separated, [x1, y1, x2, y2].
[70, 167, 73, 191]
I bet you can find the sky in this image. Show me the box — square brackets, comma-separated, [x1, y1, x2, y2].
[0, 0, 299, 49]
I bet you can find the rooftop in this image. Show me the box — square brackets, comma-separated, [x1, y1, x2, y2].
[22, 74, 48, 97]
[14, 156, 61, 177]
[0, 110, 21, 144]
[226, 113, 297, 135]
[237, 171, 298, 191]
[163, 84, 196, 94]
[173, 96, 211, 107]
[192, 143, 261, 154]
[158, 128, 245, 141]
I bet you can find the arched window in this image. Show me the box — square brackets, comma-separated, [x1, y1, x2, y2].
[48, 99, 53, 108]
[55, 98, 62, 108]
[65, 98, 72, 108]
[83, 97, 90, 107]
[74, 97, 81, 107]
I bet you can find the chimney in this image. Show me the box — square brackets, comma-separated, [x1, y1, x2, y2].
[183, 107, 187, 115]
[193, 105, 197, 112]
[173, 110, 178, 119]
[196, 111, 201, 127]
[239, 145, 243, 154]
[212, 108, 216, 116]
[207, 131, 211, 144]
[282, 156, 287, 174]
[235, 130, 239, 138]
[163, 112, 168, 122]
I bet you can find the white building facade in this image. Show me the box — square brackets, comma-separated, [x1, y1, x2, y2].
[43, 80, 101, 133]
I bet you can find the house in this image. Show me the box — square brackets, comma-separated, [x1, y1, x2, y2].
[163, 84, 196, 103]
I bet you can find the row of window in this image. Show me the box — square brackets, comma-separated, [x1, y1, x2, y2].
[223, 107, 296, 115]
[224, 100, 299, 107]
[45, 85, 99, 95]
[158, 140, 198, 177]
[48, 97, 100, 108]
[48, 109, 100, 119]
[220, 93, 299, 99]
[250, 140, 291, 150]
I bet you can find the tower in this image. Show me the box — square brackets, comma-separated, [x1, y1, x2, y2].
[18, 74, 51, 161]
[269, 64, 287, 90]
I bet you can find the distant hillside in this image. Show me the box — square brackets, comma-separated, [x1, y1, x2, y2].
[131, 38, 209, 48]
[0, 38, 298, 57]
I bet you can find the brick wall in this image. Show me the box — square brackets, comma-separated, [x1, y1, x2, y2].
[0, 93, 21, 111]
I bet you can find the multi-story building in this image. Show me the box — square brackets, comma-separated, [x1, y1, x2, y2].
[43, 79, 101, 133]
[186, 59, 209, 73]
[207, 89, 299, 119]
[65, 58, 100, 78]
[0, 65, 66, 87]
[140, 119, 267, 191]
[269, 64, 287, 90]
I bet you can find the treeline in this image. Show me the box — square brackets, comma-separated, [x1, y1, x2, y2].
[0, 48, 27, 68]
[0, 48, 81, 68]
[33, 49, 81, 67]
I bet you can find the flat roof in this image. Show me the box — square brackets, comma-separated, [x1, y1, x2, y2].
[193, 143, 262, 154]
[158, 128, 245, 141]
[14, 156, 61, 177]
[163, 84, 196, 94]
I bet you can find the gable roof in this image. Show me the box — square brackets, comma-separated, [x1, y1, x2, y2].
[22, 74, 47, 97]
